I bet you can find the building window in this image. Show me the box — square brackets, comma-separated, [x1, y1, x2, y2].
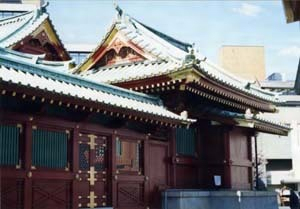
[116, 138, 142, 173]
[32, 128, 69, 169]
[176, 128, 196, 156]
[266, 159, 292, 171]
[0, 124, 21, 166]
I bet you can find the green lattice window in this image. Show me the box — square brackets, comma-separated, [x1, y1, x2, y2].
[32, 128, 68, 169]
[0, 124, 20, 166]
[176, 128, 196, 156]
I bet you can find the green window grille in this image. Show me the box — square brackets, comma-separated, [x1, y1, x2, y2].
[32, 128, 68, 169]
[176, 128, 196, 156]
[0, 124, 20, 166]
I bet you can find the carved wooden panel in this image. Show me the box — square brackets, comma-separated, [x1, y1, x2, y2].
[12, 30, 69, 61]
[77, 133, 108, 208]
[0, 178, 24, 209]
[117, 182, 144, 208]
[94, 38, 145, 68]
[32, 180, 71, 209]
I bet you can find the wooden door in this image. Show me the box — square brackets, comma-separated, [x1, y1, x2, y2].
[149, 141, 169, 209]
[113, 137, 146, 209]
[76, 133, 109, 208]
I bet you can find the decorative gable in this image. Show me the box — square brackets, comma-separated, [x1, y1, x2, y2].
[11, 19, 70, 61]
[78, 26, 156, 72]
[94, 36, 145, 68]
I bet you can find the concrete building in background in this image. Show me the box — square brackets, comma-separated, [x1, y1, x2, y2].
[219, 46, 266, 81]
[258, 98, 300, 191]
[65, 44, 95, 65]
[220, 45, 300, 192]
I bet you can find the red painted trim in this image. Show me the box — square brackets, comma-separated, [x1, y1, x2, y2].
[144, 135, 150, 206]
[223, 128, 231, 188]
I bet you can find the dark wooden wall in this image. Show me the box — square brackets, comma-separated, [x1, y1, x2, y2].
[0, 111, 172, 209]
[198, 121, 253, 190]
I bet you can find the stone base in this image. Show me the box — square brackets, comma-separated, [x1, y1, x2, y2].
[162, 190, 279, 209]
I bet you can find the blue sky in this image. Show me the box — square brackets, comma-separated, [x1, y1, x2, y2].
[47, 0, 299, 80]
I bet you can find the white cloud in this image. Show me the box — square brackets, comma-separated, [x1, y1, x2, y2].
[233, 3, 262, 17]
[278, 46, 300, 57]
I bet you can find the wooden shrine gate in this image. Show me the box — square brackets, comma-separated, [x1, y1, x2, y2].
[75, 132, 109, 208]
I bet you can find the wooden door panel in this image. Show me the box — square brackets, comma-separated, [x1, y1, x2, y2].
[0, 178, 24, 209]
[32, 180, 71, 209]
[114, 137, 146, 209]
[77, 132, 109, 208]
[117, 182, 144, 208]
[149, 142, 168, 209]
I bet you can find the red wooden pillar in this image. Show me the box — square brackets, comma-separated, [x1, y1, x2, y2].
[107, 132, 113, 206]
[196, 125, 202, 187]
[111, 130, 117, 208]
[223, 128, 231, 188]
[144, 134, 150, 208]
[170, 128, 177, 187]
[247, 133, 254, 190]
[72, 125, 79, 209]
[24, 119, 33, 209]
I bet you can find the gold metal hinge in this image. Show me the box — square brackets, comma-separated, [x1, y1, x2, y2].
[87, 134, 97, 150]
[65, 162, 70, 171]
[87, 191, 97, 208]
[17, 124, 23, 133]
[65, 130, 70, 140]
[16, 159, 21, 169]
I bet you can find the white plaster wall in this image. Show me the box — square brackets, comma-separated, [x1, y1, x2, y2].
[258, 106, 300, 185]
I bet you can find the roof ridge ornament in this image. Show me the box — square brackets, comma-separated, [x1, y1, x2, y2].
[41, 1, 49, 13]
[114, 3, 123, 19]
[184, 43, 196, 64]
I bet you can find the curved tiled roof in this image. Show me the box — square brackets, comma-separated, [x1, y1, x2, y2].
[0, 10, 47, 48]
[0, 47, 195, 125]
[81, 59, 181, 84]
[0, 7, 70, 60]
[77, 6, 280, 104]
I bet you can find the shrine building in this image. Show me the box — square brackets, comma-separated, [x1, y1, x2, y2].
[0, 5, 290, 209]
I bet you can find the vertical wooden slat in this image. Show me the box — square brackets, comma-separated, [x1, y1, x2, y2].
[0, 124, 19, 166]
[32, 129, 68, 169]
[175, 128, 196, 156]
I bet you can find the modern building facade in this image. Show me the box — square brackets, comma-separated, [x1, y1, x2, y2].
[218, 47, 300, 193]
[219, 46, 266, 81]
